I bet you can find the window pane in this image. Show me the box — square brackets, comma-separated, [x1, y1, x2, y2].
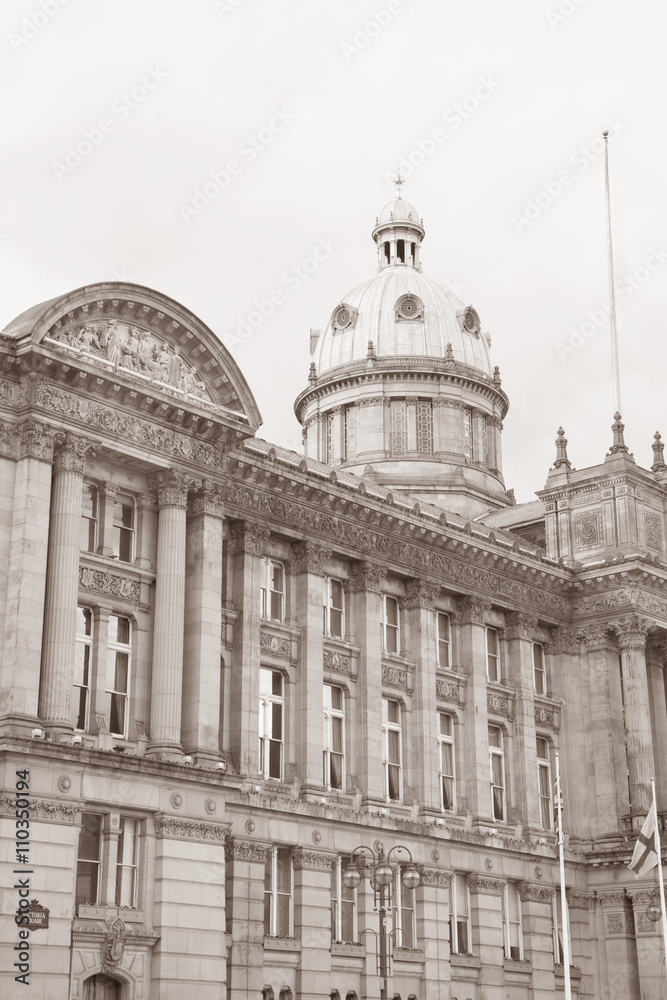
[113, 652, 129, 693]
[438, 613, 450, 643]
[386, 700, 399, 725]
[271, 702, 283, 740]
[491, 753, 504, 786]
[78, 814, 102, 860]
[457, 919, 468, 954]
[440, 713, 452, 737]
[330, 608, 343, 638]
[75, 861, 99, 905]
[270, 591, 283, 620]
[271, 563, 284, 593]
[385, 597, 398, 627]
[113, 616, 130, 644]
[331, 579, 343, 610]
[537, 737, 549, 759]
[441, 742, 453, 774]
[276, 891, 290, 936]
[387, 764, 401, 800]
[76, 607, 92, 637]
[330, 686, 343, 711]
[442, 775, 454, 811]
[488, 726, 502, 748]
[268, 739, 282, 779]
[110, 693, 126, 736]
[74, 687, 88, 731]
[73, 643, 90, 687]
[487, 628, 498, 655]
[271, 672, 282, 696]
[387, 730, 400, 764]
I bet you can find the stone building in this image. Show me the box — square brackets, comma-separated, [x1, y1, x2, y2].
[1, 191, 666, 999]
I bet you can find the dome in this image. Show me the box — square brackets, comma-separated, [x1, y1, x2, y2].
[378, 196, 421, 225]
[313, 266, 493, 377]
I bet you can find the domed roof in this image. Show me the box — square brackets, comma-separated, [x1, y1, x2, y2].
[313, 265, 493, 376]
[378, 196, 421, 225]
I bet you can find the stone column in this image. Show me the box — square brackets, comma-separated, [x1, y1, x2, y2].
[627, 888, 667, 1000]
[147, 468, 198, 759]
[0, 422, 56, 736]
[566, 890, 594, 978]
[518, 883, 556, 999]
[646, 637, 667, 805]
[182, 480, 224, 762]
[294, 541, 330, 794]
[228, 521, 268, 775]
[456, 596, 493, 822]
[350, 561, 385, 806]
[613, 616, 654, 819]
[41, 433, 93, 739]
[505, 612, 541, 833]
[596, 889, 640, 1000]
[402, 579, 441, 816]
[292, 849, 334, 999]
[225, 839, 268, 1000]
[468, 875, 506, 999]
[418, 868, 452, 1000]
[579, 624, 627, 837]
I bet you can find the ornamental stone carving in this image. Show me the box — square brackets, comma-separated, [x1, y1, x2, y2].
[534, 704, 556, 729]
[260, 631, 290, 659]
[487, 692, 510, 716]
[228, 520, 270, 556]
[18, 419, 59, 462]
[323, 650, 350, 673]
[225, 839, 269, 862]
[645, 512, 663, 551]
[350, 560, 385, 593]
[0, 794, 82, 823]
[612, 616, 651, 650]
[190, 479, 224, 517]
[596, 890, 628, 910]
[147, 468, 200, 508]
[519, 884, 555, 903]
[34, 381, 221, 468]
[637, 590, 667, 620]
[382, 664, 407, 689]
[79, 566, 140, 602]
[578, 624, 613, 652]
[436, 679, 459, 703]
[102, 917, 127, 973]
[153, 813, 227, 842]
[419, 868, 452, 888]
[54, 433, 95, 474]
[575, 511, 602, 550]
[504, 612, 539, 641]
[292, 540, 332, 575]
[548, 626, 579, 655]
[567, 891, 594, 910]
[467, 875, 506, 895]
[401, 578, 441, 610]
[291, 849, 334, 871]
[455, 596, 492, 626]
[574, 589, 633, 616]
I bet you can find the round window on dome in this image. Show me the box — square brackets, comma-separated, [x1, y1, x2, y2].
[396, 294, 424, 321]
[462, 307, 480, 334]
[332, 304, 355, 330]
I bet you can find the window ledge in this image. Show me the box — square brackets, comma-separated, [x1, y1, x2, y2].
[331, 941, 365, 956]
[77, 905, 145, 923]
[504, 958, 532, 976]
[263, 936, 301, 952]
[393, 947, 425, 964]
[450, 953, 481, 968]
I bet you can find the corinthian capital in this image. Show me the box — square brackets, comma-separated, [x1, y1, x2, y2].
[547, 626, 579, 656]
[189, 479, 224, 518]
[401, 578, 441, 610]
[350, 560, 385, 593]
[611, 615, 651, 650]
[18, 419, 59, 462]
[292, 541, 332, 575]
[54, 433, 96, 473]
[228, 519, 270, 556]
[504, 611, 539, 641]
[147, 468, 201, 508]
[577, 623, 612, 652]
[455, 595, 492, 626]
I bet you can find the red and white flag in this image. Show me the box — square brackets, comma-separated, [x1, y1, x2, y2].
[628, 802, 659, 877]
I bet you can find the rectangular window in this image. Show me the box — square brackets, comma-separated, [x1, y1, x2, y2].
[479, 416, 487, 464]
[264, 846, 293, 937]
[323, 578, 344, 639]
[76, 813, 102, 905]
[331, 855, 357, 943]
[503, 882, 523, 960]
[382, 698, 402, 802]
[344, 406, 357, 461]
[323, 684, 345, 791]
[115, 817, 139, 907]
[393, 867, 417, 949]
[486, 627, 500, 683]
[449, 873, 470, 955]
[261, 559, 285, 622]
[416, 400, 433, 454]
[259, 669, 284, 780]
[391, 400, 407, 455]
[107, 616, 131, 738]
[325, 411, 336, 465]
[439, 713, 456, 812]
[73, 607, 93, 732]
[382, 595, 399, 654]
[537, 736, 553, 830]
[112, 494, 135, 562]
[489, 725, 506, 821]
[80, 483, 98, 552]
[533, 642, 546, 696]
[463, 409, 474, 461]
[437, 612, 451, 669]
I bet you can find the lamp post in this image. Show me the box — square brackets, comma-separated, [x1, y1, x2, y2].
[342, 844, 421, 1000]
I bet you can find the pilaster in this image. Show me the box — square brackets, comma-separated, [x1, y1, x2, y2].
[505, 612, 541, 832]
[417, 868, 452, 1000]
[518, 883, 556, 999]
[350, 560, 385, 806]
[468, 875, 506, 999]
[292, 849, 334, 999]
[612, 616, 654, 819]
[596, 889, 640, 1000]
[627, 887, 667, 1000]
[225, 839, 268, 1000]
[456, 596, 493, 821]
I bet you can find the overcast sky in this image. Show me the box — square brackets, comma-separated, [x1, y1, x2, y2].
[2, 0, 666, 503]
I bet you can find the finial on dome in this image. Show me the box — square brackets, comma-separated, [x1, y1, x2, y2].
[308, 361, 317, 384]
[444, 342, 455, 365]
[394, 169, 404, 197]
[608, 412, 629, 455]
[651, 431, 666, 472]
[551, 427, 572, 471]
[493, 366, 502, 385]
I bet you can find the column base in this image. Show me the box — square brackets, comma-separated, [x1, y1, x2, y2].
[187, 748, 224, 767]
[0, 714, 44, 739]
[42, 722, 75, 742]
[146, 741, 184, 761]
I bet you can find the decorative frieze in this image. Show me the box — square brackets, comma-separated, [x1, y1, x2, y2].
[0, 794, 82, 824]
[519, 884, 555, 903]
[382, 664, 408, 689]
[292, 540, 332, 575]
[436, 678, 459, 704]
[596, 890, 628, 910]
[323, 649, 351, 673]
[153, 813, 228, 843]
[225, 839, 269, 862]
[419, 868, 452, 888]
[259, 631, 291, 659]
[534, 701, 558, 730]
[574, 589, 633, 617]
[487, 690, 511, 717]
[79, 566, 140, 602]
[291, 849, 334, 871]
[468, 875, 506, 895]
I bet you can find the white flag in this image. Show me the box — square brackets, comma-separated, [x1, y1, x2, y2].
[628, 802, 658, 877]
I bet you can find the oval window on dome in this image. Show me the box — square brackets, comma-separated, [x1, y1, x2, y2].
[332, 304, 356, 331]
[462, 307, 480, 335]
[396, 294, 424, 322]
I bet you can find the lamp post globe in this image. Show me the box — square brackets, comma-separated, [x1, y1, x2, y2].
[401, 863, 421, 890]
[374, 861, 393, 886]
[342, 861, 361, 890]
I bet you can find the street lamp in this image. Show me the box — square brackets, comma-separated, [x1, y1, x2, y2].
[646, 887, 662, 923]
[342, 844, 421, 1000]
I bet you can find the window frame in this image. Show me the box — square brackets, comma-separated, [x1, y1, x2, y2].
[392, 865, 417, 950]
[261, 558, 286, 623]
[537, 736, 553, 831]
[73, 606, 93, 733]
[115, 816, 140, 908]
[436, 611, 451, 669]
[533, 642, 547, 696]
[449, 873, 471, 956]
[382, 698, 403, 802]
[463, 408, 474, 462]
[323, 577, 345, 639]
[416, 399, 433, 455]
[112, 492, 135, 563]
[486, 626, 501, 683]
[343, 406, 357, 461]
[323, 683, 345, 791]
[259, 668, 285, 781]
[331, 854, 358, 944]
[382, 595, 400, 655]
[502, 882, 523, 960]
[438, 713, 456, 813]
[107, 614, 131, 739]
[264, 846, 293, 938]
[75, 812, 103, 906]
[489, 724, 506, 822]
[80, 482, 98, 553]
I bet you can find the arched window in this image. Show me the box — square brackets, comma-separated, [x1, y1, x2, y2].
[261, 988, 274, 1000]
[278, 990, 293, 1000]
[82, 975, 121, 1000]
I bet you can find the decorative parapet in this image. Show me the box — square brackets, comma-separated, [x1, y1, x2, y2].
[153, 813, 228, 843]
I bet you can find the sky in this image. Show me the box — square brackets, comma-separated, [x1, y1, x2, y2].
[2, 0, 666, 503]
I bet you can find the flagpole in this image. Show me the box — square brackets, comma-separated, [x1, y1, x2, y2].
[555, 752, 572, 999]
[651, 778, 667, 971]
